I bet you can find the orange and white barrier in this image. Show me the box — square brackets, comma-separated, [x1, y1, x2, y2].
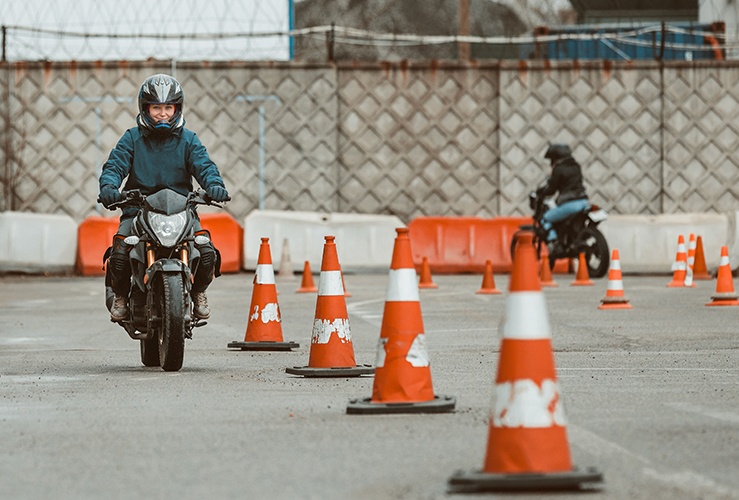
[448, 231, 603, 492]
[706, 246, 739, 306]
[347, 228, 455, 414]
[598, 249, 632, 310]
[228, 237, 299, 351]
[287, 236, 373, 376]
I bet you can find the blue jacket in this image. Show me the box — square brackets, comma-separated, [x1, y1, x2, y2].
[99, 124, 226, 217]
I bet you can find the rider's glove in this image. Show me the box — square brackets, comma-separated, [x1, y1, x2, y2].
[99, 185, 122, 209]
[206, 185, 230, 202]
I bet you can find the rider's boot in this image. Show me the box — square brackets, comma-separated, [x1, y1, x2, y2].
[110, 294, 129, 321]
[193, 291, 211, 319]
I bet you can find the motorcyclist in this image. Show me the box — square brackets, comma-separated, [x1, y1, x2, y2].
[536, 143, 590, 249]
[98, 73, 229, 322]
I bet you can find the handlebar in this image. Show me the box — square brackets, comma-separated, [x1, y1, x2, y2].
[97, 189, 229, 210]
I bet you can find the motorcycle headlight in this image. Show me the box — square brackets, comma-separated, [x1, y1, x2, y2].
[147, 212, 187, 247]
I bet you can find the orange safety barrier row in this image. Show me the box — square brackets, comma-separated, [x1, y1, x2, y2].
[408, 216, 570, 274]
[76, 213, 243, 276]
[76, 216, 120, 276]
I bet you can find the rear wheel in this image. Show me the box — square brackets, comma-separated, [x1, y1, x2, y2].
[157, 273, 187, 372]
[581, 226, 609, 278]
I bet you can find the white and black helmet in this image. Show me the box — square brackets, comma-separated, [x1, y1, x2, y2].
[138, 74, 184, 132]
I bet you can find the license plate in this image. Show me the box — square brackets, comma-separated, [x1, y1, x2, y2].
[589, 209, 608, 222]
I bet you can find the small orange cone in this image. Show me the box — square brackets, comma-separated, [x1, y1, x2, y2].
[598, 249, 632, 310]
[570, 252, 594, 286]
[295, 260, 318, 293]
[476, 260, 502, 295]
[448, 231, 603, 492]
[287, 236, 374, 376]
[684, 233, 696, 287]
[228, 237, 299, 351]
[667, 235, 688, 287]
[418, 256, 438, 289]
[347, 227, 455, 414]
[706, 246, 739, 306]
[693, 236, 712, 280]
[342, 273, 352, 298]
[539, 253, 558, 287]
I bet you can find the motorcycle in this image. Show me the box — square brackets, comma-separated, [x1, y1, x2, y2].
[101, 188, 228, 371]
[510, 189, 610, 278]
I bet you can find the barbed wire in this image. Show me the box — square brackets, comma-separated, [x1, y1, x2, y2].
[0, 23, 732, 61]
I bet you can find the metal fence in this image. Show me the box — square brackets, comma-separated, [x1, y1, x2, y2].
[3, 59, 739, 223]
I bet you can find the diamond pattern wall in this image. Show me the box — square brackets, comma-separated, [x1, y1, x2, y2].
[1, 61, 738, 223]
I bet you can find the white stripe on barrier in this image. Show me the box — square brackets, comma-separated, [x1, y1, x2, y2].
[503, 292, 551, 340]
[386, 268, 420, 302]
[318, 270, 344, 296]
[255, 264, 276, 284]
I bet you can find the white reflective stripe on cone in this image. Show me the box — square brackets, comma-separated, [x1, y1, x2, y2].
[256, 264, 275, 284]
[503, 292, 551, 340]
[318, 270, 344, 296]
[607, 280, 624, 291]
[386, 268, 420, 302]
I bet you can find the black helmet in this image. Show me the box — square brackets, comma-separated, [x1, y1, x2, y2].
[137, 74, 184, 133]
[544, 143, 572, 162]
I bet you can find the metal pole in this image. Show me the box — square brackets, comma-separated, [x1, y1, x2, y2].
[458, 0, 470, 60]
[258, 105, 265, 210]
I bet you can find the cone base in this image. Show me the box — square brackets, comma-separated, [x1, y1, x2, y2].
[295, 287, 318, 293]
[571, 280, 594, 286]
[540, 281, 558, 287]
[476, 288, 502, 295]
[418, 283, 438, 289]
[346, 395, 455, 415]
[705, 299, 739, 306]
[286, 364, 374, 377]
[227, 340, 300, 351]
[447, 466, 603, 493]
[598, 301, 633, 310]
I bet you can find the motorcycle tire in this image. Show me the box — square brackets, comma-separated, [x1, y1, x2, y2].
[157, 273, 187, 372]
[581, 226, 610, 278]
[140, 333, 160, 367]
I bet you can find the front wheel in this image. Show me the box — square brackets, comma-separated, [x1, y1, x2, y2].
[156, 273, 187, 372]
[580, 226, 610, 278]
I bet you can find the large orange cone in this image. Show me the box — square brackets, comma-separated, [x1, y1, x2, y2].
[295, 260, 318, 293]
[287, 236, 374, 376]
[539, 254, 558, 287]
[570, 252, 594, 286]
[448, 231, 603, 492]
[706, 246, 739, 306]
[228, 237, 299, 351]
[693, 236, 712, 280]
[347, 227, 455, 414]
[684, 233, 696, 287]
[476, 260, 502, 294]
[667, 235, 688, 287]
[598, 249, 632, 310]
[418, 256, 438, 289]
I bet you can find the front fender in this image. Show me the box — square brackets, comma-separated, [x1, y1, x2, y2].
[146, 259, 192, 290]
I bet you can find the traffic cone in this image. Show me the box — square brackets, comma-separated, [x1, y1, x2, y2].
[448, 231, 603, 492]
[277, 237, 296, 281]
[684, 233, 696, 287]
[347, 227, 455, 414]
[570, 252, 594, 286]
[667, 235, 688, 287]
[342, 273, 352, 298]
[693, 236, 712, 280]
[539, 253, 558, 287]
[228, 237, 299, 351]
[476, 260, 502, 294]
[287, 236, 374, 377]
[295, 260, 318, 293]
[418, 256, 438, 289]
[706, 246, 739, 306]
[598, 249, 632, 310]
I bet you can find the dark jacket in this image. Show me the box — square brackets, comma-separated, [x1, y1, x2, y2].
[99, 124, 226, 218]
[537, 156, 588, 204]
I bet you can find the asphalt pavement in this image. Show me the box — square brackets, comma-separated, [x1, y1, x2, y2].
[1, 271, 737, 500]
